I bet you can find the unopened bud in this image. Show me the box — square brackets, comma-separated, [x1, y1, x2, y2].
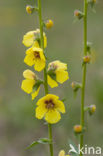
[88, 0, 96, 8]
[87, 42, 92, 53]
[74, 125, 82, 134]
[89, 0, 96, 3]
[74, 10, 84, 20]
[89, 105, 96, 115]
[83, 55, 91, 63]
[26, 5, 34, 14]
[71, 81, 82, 92]
[45, 20, 54, 29]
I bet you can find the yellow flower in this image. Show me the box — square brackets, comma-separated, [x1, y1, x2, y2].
[24, 47, 46, 71]
[46, 20, 54, 29]
[22, 29, 47, 48]
[21, 69, 40, 100]
[36, 94, 65, 124]
[47, 60, 69, 88]
[58, 150, 70, 156]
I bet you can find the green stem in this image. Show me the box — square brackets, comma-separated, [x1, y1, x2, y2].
[48, 124, 53, 156]
[38, 0, 53, 156]
[80, 0, 87, 155]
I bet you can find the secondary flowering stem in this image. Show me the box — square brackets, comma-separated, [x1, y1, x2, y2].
[38, 0, 53, 156]
[80, 0, 88, 155]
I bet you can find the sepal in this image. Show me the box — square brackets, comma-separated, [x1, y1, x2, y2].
[47, 69, 56, 81]
[32, 79, 43, 92]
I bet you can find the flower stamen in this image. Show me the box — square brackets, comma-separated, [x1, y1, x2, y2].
[34, 51, 40, 58]
[45, 99, 55, 109]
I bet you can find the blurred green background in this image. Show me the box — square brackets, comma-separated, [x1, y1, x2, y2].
[0, 0, 103, 155]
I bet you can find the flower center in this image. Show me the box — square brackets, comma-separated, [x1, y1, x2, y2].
[34, 51, 40, 58]
[45, 99, 55, 109]
[49, 63, 58, 71]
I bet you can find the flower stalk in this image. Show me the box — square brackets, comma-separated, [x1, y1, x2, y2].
[38, 0, 53, 156]
[80, 0, 88, 155]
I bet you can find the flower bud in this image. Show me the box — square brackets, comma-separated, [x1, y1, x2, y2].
[74, 125, 82, 134]
[87, 42, 92, 53]
[93, 0, 96, 3]
[45, 20, 54, 29]
[71, 81, 82, 92]
[89, 105, 96, 115]
[88, 0, 96, 8]
[26, 5, 34, 14]
[88, 0, 96, 4]
[83, 55, 91, 63]
[74, 10, 84, 20]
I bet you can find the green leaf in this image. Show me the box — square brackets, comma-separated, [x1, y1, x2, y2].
[38, 138, 51, 144]
[26, 141, 39, 150]
[26, 138, 51, 150]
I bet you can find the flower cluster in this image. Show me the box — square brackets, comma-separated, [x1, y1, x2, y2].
[21, 14, 69, 124]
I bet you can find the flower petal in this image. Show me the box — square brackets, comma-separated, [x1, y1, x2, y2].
[56, 70, 69, 84]
[22, 31, 35, 47]
[59, 150, 65, 156]
[24, 53, 35, 66]
[45, 94, 59, 101]
[45, 109, 61, 124]
[56, 100, 65, 113]
[21, 79, 35, 94]
[35, 104, 47, 119]
[23, 69, 36, 80]
[36, 94, 59, 106]
[34, 59, 45, 71]
[44, 35, 47, 48]
[39, 50, 46, 61]
[26, 47, 33, 55]
[47, 75, 58, 88]
[56, 61, 67, 70]
[31, 87, 40, 100]
[49, 60, 67, 70]
[32, 41, 40, 48]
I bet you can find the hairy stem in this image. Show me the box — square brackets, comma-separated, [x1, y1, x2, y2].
[80, 0, 88, 155]
[38, 0, 53, 155]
